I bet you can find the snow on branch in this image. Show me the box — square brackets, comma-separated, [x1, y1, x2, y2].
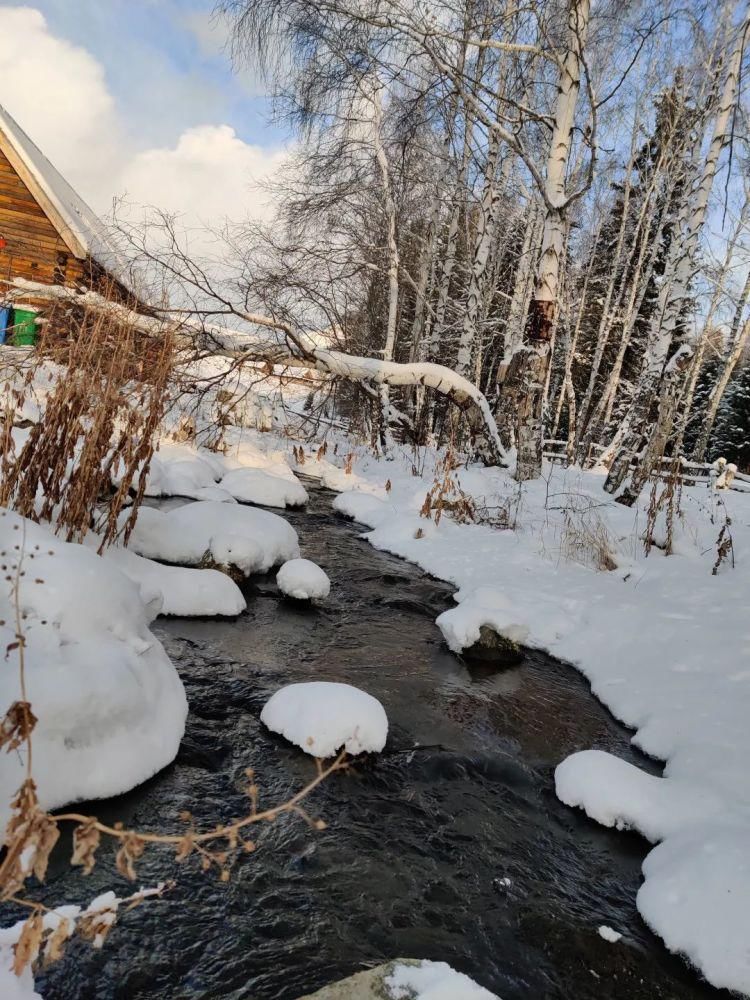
[8, 279, 508, 466]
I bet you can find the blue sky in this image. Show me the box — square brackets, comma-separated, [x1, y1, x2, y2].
[0, 3, 292, 223]
[21, 0, 286, 148]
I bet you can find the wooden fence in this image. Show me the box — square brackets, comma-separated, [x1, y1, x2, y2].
[542, 439, 750, 493]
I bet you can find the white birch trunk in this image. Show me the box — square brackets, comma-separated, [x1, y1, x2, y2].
[504, 0, 591, 481]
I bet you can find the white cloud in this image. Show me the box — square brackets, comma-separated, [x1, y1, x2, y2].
[0, 6, 120, 187]
[0, 5, 287, 228]
[119, 124, 287, 225]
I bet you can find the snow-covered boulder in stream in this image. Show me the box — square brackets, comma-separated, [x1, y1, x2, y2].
[298, 958, 499, 999]
[276, 558, 331, 601]
[0, 510, 187, 836]
[220, 467, 308, 508]
[261, 682, 387, 757]
[102, 546, 246, 617]
[120, 501, 299, 576]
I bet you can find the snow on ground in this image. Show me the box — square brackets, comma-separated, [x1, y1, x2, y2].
[120, 500, 299, 575]
[260, 681, 388, 757]
[129, 438, 309, 509]
[0, 509, 187, 836]
[219, 467, 308, 508]
[276, 558, 331, 600]
[332, 489, 394, 527]
[384, 959, 499, 999]
[289, 439, 750, 996]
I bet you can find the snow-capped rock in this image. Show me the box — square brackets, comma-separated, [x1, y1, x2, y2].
[121, 501, 299, 576]
[260, 681, 388, 757]
[220, 467, 308, 508]
[276, 558, 331, 600]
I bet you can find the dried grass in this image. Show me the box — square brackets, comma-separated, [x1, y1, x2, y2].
[0, 289, 175, 549]
[560, 506, 618, 571]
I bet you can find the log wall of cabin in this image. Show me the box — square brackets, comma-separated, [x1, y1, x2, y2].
[0, 145, 85, 288]
[0, 146, 135, 308]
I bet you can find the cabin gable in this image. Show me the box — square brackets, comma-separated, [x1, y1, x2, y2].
[0, 144, 87, 288]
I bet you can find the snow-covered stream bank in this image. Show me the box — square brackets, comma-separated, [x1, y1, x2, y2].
[14, 487, 730, 1000]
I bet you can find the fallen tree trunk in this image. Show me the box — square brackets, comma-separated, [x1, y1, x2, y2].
[7, 278, 508, 467]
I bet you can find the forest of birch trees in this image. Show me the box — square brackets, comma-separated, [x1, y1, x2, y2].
[203, 0, 750, 497]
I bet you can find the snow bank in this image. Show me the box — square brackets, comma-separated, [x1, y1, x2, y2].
[332, 489, 393, 527]
[220, 467, 308, 508]
[0, 510, 187, 835]
[0, 965, 40, 1000]
[127, 445, 235, 503]
[276, 558, 331, 600]
[122, 501, 299, 575]
[557, 751, 750, 991]
[385, 960, 499, 999]
[260, 682, 388, 757]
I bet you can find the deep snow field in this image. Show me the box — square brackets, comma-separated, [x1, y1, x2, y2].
[1, 360, 749, 998]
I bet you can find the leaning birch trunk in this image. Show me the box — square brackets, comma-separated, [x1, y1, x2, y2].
[585, 159, 689, 461]
[693, 314, 750, 460]
[456, 120, 504, 379]
[421, 13, 490, 365]
[9, 276, 509, 467]
[502, 0, 591, 481]
[575, 131, 639, 442]
[550, 218, 605, 443]
[604, 5, 747, 501]
[670, 199, 750, 455]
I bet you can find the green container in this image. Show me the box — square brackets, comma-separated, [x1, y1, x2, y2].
[11, 308, 38, 347]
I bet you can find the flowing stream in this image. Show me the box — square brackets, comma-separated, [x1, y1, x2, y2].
[29, 486, 730, 1000]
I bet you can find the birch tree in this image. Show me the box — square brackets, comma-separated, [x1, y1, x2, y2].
[604, 3, 748, 501]
[500, 0, 592, 481]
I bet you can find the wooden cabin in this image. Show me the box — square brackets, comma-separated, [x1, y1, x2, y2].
[0, 103, 138, 314]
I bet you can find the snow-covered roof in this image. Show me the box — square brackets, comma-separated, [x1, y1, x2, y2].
[0, 103, 133, 291]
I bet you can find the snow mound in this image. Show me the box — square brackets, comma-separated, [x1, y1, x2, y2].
[333, 490, 392, 527]
[220, 467, 308, 508]
[0, 510, 187, 834]
[103, 546, 246, 617]
[276, 558, 331, 600]
[260, 681, 387, 757]
[385, 960, 499, 999]
[122, 501, 299, 575]
[436, 587, 529, 654]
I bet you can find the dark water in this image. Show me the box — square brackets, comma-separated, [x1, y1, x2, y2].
[22, 488, 730, 999]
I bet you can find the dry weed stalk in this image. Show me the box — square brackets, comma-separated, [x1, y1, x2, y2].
[0, 289, 176, 549]
[559, 504, 618, 571]
[643, 459, 683, 556]
[419, 450, 475, 526]
[711, 493, 735, 575]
